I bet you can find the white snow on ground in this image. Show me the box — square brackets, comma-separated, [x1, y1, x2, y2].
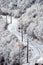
[6, 15, 43, 65]
[1, 2, 43, 65]
[7, 16, 27, 45]
[37, 56, 43, 63]
[8, 17, 19, 33]
[7, 17, 22, 41]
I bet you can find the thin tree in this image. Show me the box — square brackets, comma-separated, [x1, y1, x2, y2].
[19, 23, 23, 65]
[5, 15, 8, 30]
[21, 23, 23, 42]
[27, 35, 29, 63]
[10, 12, 12, 23]
[6, 15, 7, 23]
[18, 37, 20, 65]
[4, 4, 8, 30]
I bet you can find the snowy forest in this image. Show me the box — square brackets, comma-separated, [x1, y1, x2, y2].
[0, 0, 43, 65]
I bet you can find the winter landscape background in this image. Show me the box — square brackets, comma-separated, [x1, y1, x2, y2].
[0, 0, 43, 65]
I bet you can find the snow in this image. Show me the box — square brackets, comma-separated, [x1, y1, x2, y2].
[0, 0, 43, 65]
[7, 15, 43, 65]
[37, 57, 43, 63]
